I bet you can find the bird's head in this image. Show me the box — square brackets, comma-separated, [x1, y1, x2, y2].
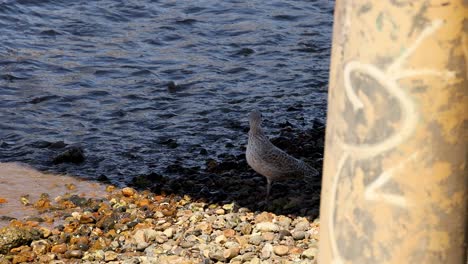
[249, 110, 262, 128]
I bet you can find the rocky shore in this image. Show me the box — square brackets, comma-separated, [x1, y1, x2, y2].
[0, 120, 325, 263]
[1, 186, 320, 263]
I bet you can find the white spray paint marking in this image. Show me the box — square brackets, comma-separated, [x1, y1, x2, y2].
[328, 19, 455, 263]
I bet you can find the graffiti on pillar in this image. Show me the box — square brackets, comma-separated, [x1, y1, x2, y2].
[328, 19, 455, 264]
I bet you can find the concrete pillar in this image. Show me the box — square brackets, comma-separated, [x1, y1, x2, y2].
[319, 1, 467, 263]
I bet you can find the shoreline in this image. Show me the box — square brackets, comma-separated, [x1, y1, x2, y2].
[0, 122, 324, 263]
[0, 164, 320, 263]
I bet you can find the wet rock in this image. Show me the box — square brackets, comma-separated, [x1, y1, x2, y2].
[167, 81, 179, 93]
[64, 249, 83, 259]
[199, 148, 208, 155]
[160, 138, 178, 148]
[235, 48, 255, 56]
[52, 146, 85, 164]
[122, 187, 136, 197]
[31, 240, 50, 255]
[49, 141, 67, 149]
[0, 227, 40, 254]
[12, 251, 36, 263]
[51, 243, 67, 254]
[97, 174, 111, 183]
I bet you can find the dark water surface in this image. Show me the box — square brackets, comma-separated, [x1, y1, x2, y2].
[0, 0, 333, 185]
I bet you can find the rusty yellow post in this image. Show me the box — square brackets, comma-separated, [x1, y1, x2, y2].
[318, 1, 467, 263]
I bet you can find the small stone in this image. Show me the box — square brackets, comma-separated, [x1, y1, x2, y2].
[12, 251, 35, 263]
[31, 240, 50, 255]
[273, 245, 289, 256]
[215, 209, 225, 215]
[65, 250, 83, 259]
[254, 212, 273, 223]
[255, 222, 279, 232]
[104, 250, 118, 261]
[249, 257, 261, 264]
[278, 230, 292, 240]
[222, 203, 235, 211]
[289, 247, 304, 255]
[223, 229, 236, 238]
[39, 227, 52, 238]
[79, 213, 96, 224]
[180, 241, 194, 248]
[163, 228, 174, 239]
[122, 187, 136, 197]
[223, 247, 239, 260]
[94, 250, 105, 260]
[239, 222, 252, 235]
[295, 221, 310, 231]
[215, 235, 227, 244]
[224, 241, 239, 249]
[277, 216, 292, 229]
[209, 247, 226, 262]
[38, 253, 56, 262]
[260, 243, 273, 259]
[261, 232, 276, 241]
[292, 230, 306, 240]
[302, 247, 318, 259]
[51, 244, 67, 254]
[248, 235, 263, 246]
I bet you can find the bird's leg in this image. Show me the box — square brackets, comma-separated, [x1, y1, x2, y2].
[265, 178, 272, 204]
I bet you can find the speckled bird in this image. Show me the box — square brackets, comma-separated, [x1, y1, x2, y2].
[246, 110, 319, 202]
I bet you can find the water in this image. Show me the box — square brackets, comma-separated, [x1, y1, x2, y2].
[0, 0, 333, 185]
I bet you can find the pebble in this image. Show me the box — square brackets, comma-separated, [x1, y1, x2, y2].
[248, 235, 263, 246]
[163, 228, 174, 239]
[302, 247, 318, 259]
[121, 187, 136, 197]
[0, 177, 321, 263]
[255, 222, 279, 232]
[31, 240, 50, 255]
[239, 222, 252, 235]
[292, 230, 306, 240]
[209, 246, 226, 262]
[105, 250, 118, 261]
[215, 208, 225, 215]
[223, 247, 240, 260]
[294, 221, 310, 231]
[260, 243, 273, 259]
[51, 244, 67, 254]
[64, 249, 83, 259]
[261, 232, 276, 241]
[273, 245, 289, 256]
[215, 234, 227, 244]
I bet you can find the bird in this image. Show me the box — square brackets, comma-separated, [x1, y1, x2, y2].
[246, 109, 319, 202]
